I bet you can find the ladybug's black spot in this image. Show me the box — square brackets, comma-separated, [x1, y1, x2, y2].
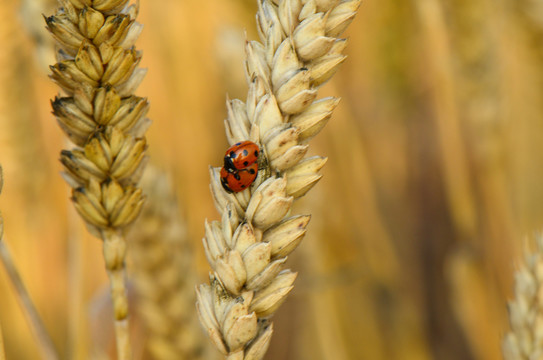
[230, 151, 236, 158]
[254, 150, 259, 157]
[243, 161, 249, 166]
[248, 168, 256, 174]
[234, 172, 241, 180]
[242, 149, 248, 156]
[241, 184, 246, 188]
[235, 142, 242, 146]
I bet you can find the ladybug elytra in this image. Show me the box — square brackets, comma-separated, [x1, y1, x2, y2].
[220, 141, 260, 193]
[224, 141, 259, 172]
[220, 162, 258, 193]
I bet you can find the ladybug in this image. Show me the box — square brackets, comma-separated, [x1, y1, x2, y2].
[224, 141, 260, 172]
[220, 162, 258, 193]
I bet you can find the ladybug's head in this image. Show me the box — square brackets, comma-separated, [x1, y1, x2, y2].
[224, 155, 236, 172]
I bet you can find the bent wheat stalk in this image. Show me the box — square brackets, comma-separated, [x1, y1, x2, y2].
[45, 1, 150, 359]
[503, 234, 543, 360]
[196, 0, 361, 358]
[0, 166, 59, 360]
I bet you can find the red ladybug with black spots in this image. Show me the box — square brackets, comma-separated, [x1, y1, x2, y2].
[220, 141, 260, 193]
[224, 141, 260, 173]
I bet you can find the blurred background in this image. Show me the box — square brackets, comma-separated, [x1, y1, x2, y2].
[0, 0, 541, 359]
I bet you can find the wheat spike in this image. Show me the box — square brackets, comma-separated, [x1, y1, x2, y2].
[45, 1, 150, 358]
[503, 234, 543, 360]
[130, 168, 213, 360]
[196, 0, 361, 358]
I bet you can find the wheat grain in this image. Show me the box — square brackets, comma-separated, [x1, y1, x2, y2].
[503, 234, 543, 360]
[45, 1, 150, 358]
[196, 0, 361, 358]
[130, 168, 214, 360]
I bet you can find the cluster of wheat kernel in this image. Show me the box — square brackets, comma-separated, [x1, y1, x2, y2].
[196, 0, 361, 359]
[45, 0, 149, 358]
[130, 168, 211, 360]
[503, 235, 543, 360]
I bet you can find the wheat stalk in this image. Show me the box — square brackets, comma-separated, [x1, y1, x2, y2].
[45, 1, 150, 358]
[130, 168, 212, 360]
[0, 168, 5, 360]
[0, 321, 5, 360]
[196, 0, 361, 358]
[503, 234, 543, 360]
[0, 166, 59, 360]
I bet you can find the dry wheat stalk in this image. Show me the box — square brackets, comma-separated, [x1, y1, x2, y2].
[130, 168, 211, 360]
[503, 234, 543, 360]
[196, 0, 361, 359]
[0, 166, 59, 360]
[45, 1, 149, 358]
[0, 321, 5, 360]
[0, 167, 4, 360]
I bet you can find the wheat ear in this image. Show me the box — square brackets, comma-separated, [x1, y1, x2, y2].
[503, 234, 543, 360]
[45, 1, 150, 358]
[130, 168, 211, 360]
[0, 166, 59, 360]
[196, 0, 361, 358]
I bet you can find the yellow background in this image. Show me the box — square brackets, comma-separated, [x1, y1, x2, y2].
[0, 0, 540, 359]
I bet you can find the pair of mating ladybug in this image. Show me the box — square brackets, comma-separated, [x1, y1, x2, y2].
[220, 141, 260, 193]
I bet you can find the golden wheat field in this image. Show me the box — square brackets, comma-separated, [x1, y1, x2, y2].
[1, 0, 542, 359]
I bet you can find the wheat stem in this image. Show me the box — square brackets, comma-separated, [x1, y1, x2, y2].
[0, 165, 58, 360]
[102, 228, 131, 360]
[0, 241, 59, 360]
[415, 0, 477, 240]
[0, 321, 5, 360]
[196, 0, 361, 358]
[113, 319, 131, 360]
